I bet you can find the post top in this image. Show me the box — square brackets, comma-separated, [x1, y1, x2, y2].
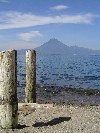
[0, 49, 16, 54]
[26, 50, 36, 54]
[26, 49, 36, 52]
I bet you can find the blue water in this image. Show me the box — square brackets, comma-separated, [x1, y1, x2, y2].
[17, 54, 100, 90]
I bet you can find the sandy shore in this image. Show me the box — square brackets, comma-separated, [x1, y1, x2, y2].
[0, 103, 100, 133]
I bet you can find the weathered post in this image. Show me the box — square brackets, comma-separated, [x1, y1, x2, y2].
[0, 50, 18, 129]
[25, 50, 36, 103]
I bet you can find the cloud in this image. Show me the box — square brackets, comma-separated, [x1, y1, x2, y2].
[0, 0, 8, 3]
[51, 5, 69, 11]
[0, 11, 98, 30]
[18, 30, 42, 41]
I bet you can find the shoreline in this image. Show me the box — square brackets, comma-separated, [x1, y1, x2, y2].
[36, 85, 100, 95]
[18, 85, 100, 106]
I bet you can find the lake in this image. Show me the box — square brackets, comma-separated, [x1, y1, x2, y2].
[17, 53, 100, 90]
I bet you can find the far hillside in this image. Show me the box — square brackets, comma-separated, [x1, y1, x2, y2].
[18, 38, 100, 56]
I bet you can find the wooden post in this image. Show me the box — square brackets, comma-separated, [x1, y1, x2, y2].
[0, 50, 18, 129]
[25, 50, 36, 103]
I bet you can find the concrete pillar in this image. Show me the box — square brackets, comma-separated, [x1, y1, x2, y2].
[25, 50, 36, 103]
[0, 50, 18, 129]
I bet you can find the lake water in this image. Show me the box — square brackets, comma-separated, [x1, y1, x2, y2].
[17, 54, 100, 90]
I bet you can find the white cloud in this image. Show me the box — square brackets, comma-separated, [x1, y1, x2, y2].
[0, 0, 8, 3]
[18, 31, 42, 41]
[51, 5, 69, 11]
[0, 11, 98, 30]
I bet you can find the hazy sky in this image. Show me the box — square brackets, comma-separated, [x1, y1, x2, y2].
[0, 0, 100, 50]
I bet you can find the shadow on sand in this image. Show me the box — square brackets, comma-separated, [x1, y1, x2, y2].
[17, 124, 29, 129]
[33, 117, 71, 127]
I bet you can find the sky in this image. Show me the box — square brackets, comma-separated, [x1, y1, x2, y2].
[0, 0, 100, 50]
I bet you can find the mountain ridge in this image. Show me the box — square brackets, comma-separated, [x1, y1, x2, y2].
[35, 38, 100, 55]
[18, 38, 100, 55]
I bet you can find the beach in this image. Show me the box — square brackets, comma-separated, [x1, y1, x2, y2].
[0, 86, 99, 133]
[1, 103, 100, 133]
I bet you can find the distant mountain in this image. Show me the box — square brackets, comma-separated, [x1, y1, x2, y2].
[35, 38, 68, 55]
[35, 38, 100, 56]
[18, 38, 100, 56]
